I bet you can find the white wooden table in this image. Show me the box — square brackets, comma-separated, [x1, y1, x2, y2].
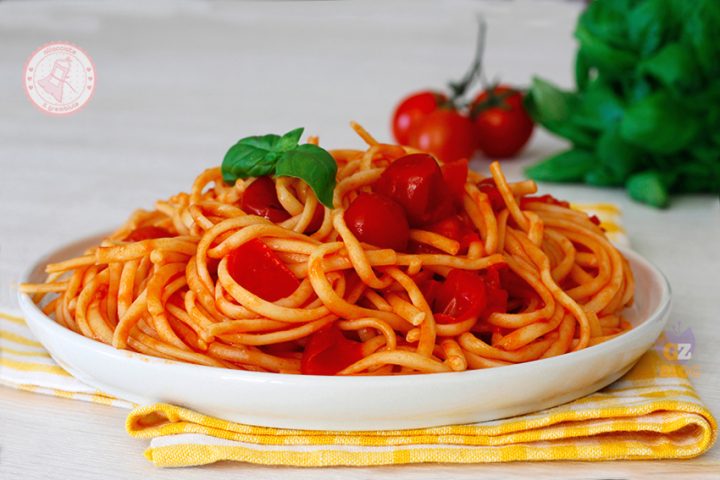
[1, 1, 718, 478]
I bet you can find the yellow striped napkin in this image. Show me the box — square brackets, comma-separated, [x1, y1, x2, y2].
[1, 208, 716, 467]
[2, 309, 717, 467]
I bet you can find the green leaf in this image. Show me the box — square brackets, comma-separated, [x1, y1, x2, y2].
[640, 43, 700, 91]
[682, 0, 720, 78]
[221, 128, 304, 184]
[275, 144, 337, 208]
[525, 149, 596, 183]
[575, 25, 638, 78]
[524, 77, 596, 147]
[572, 78, 625, 131]
[627, 0, 672, 57]
[585, 167, 624, 187]
[626, 170, 670, 207]
[597, 126, 642, 179]
[620, 92, 700, 154]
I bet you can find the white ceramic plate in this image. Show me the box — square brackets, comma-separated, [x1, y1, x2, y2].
[18, 233, 671, 431]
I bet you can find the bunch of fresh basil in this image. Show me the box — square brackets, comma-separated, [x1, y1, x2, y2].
[524, 0, 720, 207]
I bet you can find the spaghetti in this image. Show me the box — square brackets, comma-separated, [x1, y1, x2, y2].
[21, 124, 634, 375]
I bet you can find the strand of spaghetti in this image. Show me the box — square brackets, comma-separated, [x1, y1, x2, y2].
[384, 267, 436, 357]
[339, 350, 451, 375]
[490, 161, 528, 232]
[218, 316, 335, 346]
[44, 255, 95, 273]
[458, 332, 554, 363]
[306, 242, 407, 327]
[505, 227, 591, 350]
[74, 269, 109, 339]
[207, 342, 301, 374]
[440, 339, 467, 371]
[337, 318, 397, 352]
[112, 289, 148, 349]
[332, 210, 393, 289]
[218, 257, 330, 322]
[145, 263, 191, 350]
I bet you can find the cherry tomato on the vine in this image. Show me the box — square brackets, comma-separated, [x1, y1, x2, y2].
[472, 85, 534, 159]
[391, 90, 447, 145]
[407, 109, 477, 164]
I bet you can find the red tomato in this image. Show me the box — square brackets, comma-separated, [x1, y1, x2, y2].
[519, 194, 570, 209]
[301, 323, 364, 375]
[472, 85, 534, 158]
[440, 159, 469, 203]
[426, 216, 478, 252]
[479, 265, 508, 318]
[407, 109, 477, 164]
[242, 176, 291, 223]
[374, 153, 455, 227]
[391, 90, 447, 145]
[477, 178, 505, 211]
[433, 269, 488, 323]
[124, 226, 171, 242]
[344, 192, 409, 251]
[226, 239, 300, 301]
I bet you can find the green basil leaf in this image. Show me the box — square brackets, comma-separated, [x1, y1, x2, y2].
[221, 128, 304, 184]
[626, 170, 670, 208]
[577, 0, 633, 50]
[572, 77, 624, 131]
[525, 77, 596, 147]
[276, 127, 304, 152]
[640, 43, 700, 92]
[620, 92, 700, 154]
[275, 144, 337, 208]
[585, 165, 624, 187]
[682, 0, 720, 77]
[575, 25, 638, 78]
[525, 149, 596, 183]
[597, 125, 642, 180]
[627, 0, 672, 57]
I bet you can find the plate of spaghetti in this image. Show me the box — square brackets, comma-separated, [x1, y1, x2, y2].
[19, 124, 670, 430]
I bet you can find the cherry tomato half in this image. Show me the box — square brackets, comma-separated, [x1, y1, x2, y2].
[477, 178, 505, 212]
[226, 239, 300, 302]
[344, 192, 410, 251]
[301, 323, 364, 375]
[374, 153, 455, 227]
[407, 109, 477, 164]
[124, 226, 171, 242]
[441, 158, 469, 204]
[433, 269, 488, 324]
[391, 90, 447, 145]
[472, 85, 534, 159]
[242, 176, 291, 223]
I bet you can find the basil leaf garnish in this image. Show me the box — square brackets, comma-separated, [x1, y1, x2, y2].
[275, 144, 337, 208]
[221, 128, 337, 208]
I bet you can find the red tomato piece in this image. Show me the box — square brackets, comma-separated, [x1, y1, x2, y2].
[477, 178, 505, 211]
[407, 109, 477, 163]
[374, 153, 455, 227]
[391, 90, 447, 145]
[242, 176, 291, 223]
[520, 194, 570, 209]
[425, 216, 477, 252]
[344, 192, 410, 251]
[589, 214, 601, 226]
[300, 323, 364, 375]
[472, 85, 534, 158]
[226, 239, 300, 302]
[441, 158, 469, 204]
[124, 226, 171, 242]
[433, 269, 488, 323]
[479, 265, 508, 318]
